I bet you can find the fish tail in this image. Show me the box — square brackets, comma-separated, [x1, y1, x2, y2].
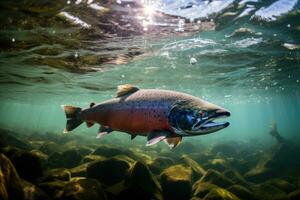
[61, 105, 83, 133]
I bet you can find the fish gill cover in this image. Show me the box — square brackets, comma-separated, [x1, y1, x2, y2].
[0, 0, 300, 199]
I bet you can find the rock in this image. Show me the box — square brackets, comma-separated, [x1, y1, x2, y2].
[204, 158, 230, 172]
[266, 178, 296, 193]
[82, 154, 106, 163]
[21, 179, 51, 200]
[61, 149, 82, 168]
[0, 129, 32, 150]
[9, 150, 44, 182]
[39, 142, 62, 155]
[47, 149, 82, 169]
[39, 168, 71, 182]
[227, 185, 255, 200]
[77, 147, 93, 156]
[70, 163, 90, 177]
[223, 169, 249, 187]
[47, 152, 65, 168]
[149, 156, 175, 175]
[86, 157, 131, 186]
[245, 143, 300, 183]
[160, 164, 192, 200]
[60, 178, 106, 200]
[93, 145, 132, 157]
[119, 161, 163, 200]
[173, 141, 200, 154]
[289, 189, 300, 200]
[200, 169, 234, 188]
[193, 182, 219, 198]
[203, 188, 240, 200]
[253, 183, 289, 200]
[211, 143, 237, 157]
[38, 180, 68, 199]
[0, 153, 24, 200]
[181, 155, 206, 181]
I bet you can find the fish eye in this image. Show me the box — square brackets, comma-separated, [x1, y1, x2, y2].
[199, 111, 206, 117]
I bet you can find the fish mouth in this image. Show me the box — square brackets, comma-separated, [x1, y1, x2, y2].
[194, 110, 230, 132]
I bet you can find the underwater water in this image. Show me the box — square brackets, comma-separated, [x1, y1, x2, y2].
[0, 0, 300, 200]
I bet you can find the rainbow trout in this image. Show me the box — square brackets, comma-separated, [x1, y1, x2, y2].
[62, 84, 230, 148]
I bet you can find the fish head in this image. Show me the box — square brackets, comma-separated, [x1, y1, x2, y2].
[168, 100, 230, 136]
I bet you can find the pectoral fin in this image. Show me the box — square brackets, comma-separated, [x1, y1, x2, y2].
[164, 137, 182, 149]
[146, 131, 171, 146]
[96, 126, 113, 138]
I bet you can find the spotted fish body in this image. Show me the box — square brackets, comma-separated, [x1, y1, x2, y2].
[62, 85, 230, 148]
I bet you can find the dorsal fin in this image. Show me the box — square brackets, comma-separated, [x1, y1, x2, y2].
[116, 84, 139, 97]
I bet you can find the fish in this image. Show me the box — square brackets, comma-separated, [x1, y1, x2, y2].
[62, 84, 230, 149]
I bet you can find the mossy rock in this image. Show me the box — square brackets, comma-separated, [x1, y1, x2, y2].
[76, 147, 93, 156]
[211, 143, 237, 157]
[39, 142, 63, 155]
[193, 182, 219, 198]
[289, 189, 300, 200]
[60, 178, 106, 200]
[200, 169, 234, 188]
[86, 157, 131, 186]
[47, 149, 82, 169]
[119, 161, 163, 200]
[227, 185, 255, 200]
[266, 178, 296, 193]
[148, 156, 175, 174]
[203, 188, 240, 200]
[82, 154, 106, 163]
[92, 145, 132, 157]
[204, 159, 231, 172]
[39, 168, 71, 182]
[61, 149, 82, 168]
[0, 129, 32, 150]
[160, 164, 192, 200]
[181, 155, 206, 181]
[70, 162, 91, 177]
[21, 179, 51, 200]
[9, 150, 44, 182]
[253, 183, 289, 200]
[0, 153, 24, 200]
[223, 169, 249, 187]
[38, 180, 68, 199]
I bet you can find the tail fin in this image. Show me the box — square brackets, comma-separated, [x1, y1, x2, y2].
[62, 105, 83, 133]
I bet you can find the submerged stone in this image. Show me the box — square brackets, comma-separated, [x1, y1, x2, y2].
[86, 157, 131, 186]
[193, 182, 219, 198]
[148, 156, 175, 175]
[21, 179, 51, 200]
[60, 178, 106, 200]
[38, 180, 68, 199]
[39, 168, 71, 182]
[289, 189, 300, 200]
[200, 169, 234, 188]
[119, 161, 163, 200]
[0, 153, 24, 200]
[203, 188, 240, 200]
[227, 185, 255, 200]
[181, 155, 206, 181]
[211, 143, 237, 157]
[253, 182, 289, 200]
[266, 178, 296, 193]
[9, 150, 44, 182]
[160, 164, 192, 200]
